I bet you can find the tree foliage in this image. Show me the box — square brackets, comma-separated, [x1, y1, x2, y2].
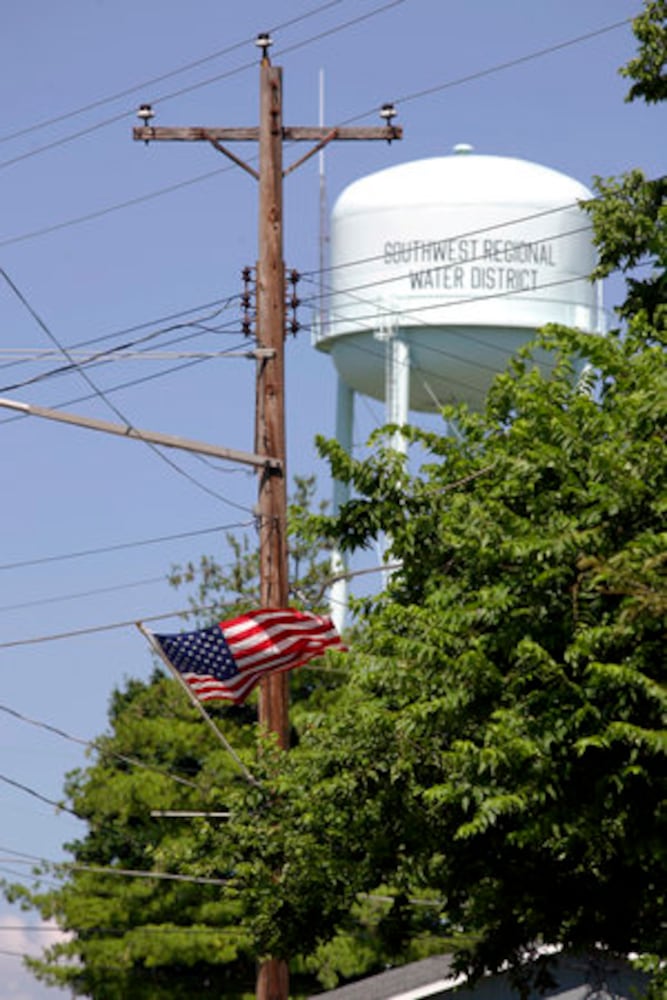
[227, 319, 665, 985]
[216, 2, 667, 988]
[621, 0, 667, 104]
[1, 478, 352, 998]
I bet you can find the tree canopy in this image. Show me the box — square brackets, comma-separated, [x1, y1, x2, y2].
[215, 0, 666, 986]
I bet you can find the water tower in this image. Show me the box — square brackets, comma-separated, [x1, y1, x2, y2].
[313, 147, 604, 625]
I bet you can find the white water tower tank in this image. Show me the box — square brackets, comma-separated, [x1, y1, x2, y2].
[315, 146, 603, 412]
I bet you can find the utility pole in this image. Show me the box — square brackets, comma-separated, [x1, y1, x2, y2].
[133, 33, 401, 1000]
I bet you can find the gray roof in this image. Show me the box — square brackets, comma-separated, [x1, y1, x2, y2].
[307, 954, 457, 1000]
[308, 953, 649, 1000]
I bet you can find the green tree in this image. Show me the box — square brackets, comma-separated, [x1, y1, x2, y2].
[7, 675, 260, 999]
[222, 321, 664, 988]
[1, 478, 351, 998]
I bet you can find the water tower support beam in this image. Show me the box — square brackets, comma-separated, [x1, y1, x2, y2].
[330, 377, 354, 631]
[386, 333, 410, 454]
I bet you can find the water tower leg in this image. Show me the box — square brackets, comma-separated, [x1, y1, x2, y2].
[386, 334, 410, 454]
[596, 278, 606, 335]
[330, 377, 354, 632]
[381, 333, 410, 588]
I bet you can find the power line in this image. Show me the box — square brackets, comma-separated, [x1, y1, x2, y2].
[0, 294, 238, 371]
[0, 0, 349, 147]
[342, 17, 631, 125]
[0, 773, 78, 818]
[0, 269, 256, 514]
[0, 574, 168, 612]
[0, 568, 386, 649]
[0, 604, 221, 649]
[0, 207, 600, 404]
[0, 846, 229, 887]
[305, 225, 595, 311]
[0, 326, 249, 395]
[0, 163, 234, 249]
[275, 0, 409, 62]
[0, 0, 404, 174]
[0, 298, 241, 392]
[0, 348, 252, 363]
[0, 204, 602, 403]
[312, 271, 599, 402]
[300, 200, 599, 281]
[0, 16, 629, 249]
[0, 703, 201, 790]
[0, 519, 253, 572]
[2, 202, 591, 381]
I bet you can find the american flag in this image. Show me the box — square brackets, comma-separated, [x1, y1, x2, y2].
[152, 608, 346, 705]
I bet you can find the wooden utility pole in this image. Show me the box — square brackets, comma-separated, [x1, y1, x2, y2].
[133, 33, 401, 1000]
[255, 51, 290, 749]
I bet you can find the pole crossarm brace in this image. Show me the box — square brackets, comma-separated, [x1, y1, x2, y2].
[202, 130, 260, 180]
[0, 396, 281, 472]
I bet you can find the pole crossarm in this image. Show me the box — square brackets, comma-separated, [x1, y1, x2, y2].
[133, 124, 402, 143]
[0, 396, 281, 472]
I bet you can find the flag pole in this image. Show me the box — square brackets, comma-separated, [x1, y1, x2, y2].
[136, 622, 260, 788]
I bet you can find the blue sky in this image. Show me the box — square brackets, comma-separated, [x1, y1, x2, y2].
[0, 1, 663, 996]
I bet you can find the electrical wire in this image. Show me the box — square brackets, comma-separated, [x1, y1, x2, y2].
[0, 294, 240, 373]
[0, 203, 603, 402]
[0, 519, 253, 572]
[0, 298, 241, 392]
[0, 847, 229, 887]
[0, 605, 219, 649]
[303, 224, 596, 315]
[342, 17, 631, 124]
[0, 1, 350, 147]
[0, 575, 169, 612]
[0, 0, 406, 174]
[0, 163, 234, 249]
[309, 272, 598, 404]
[299, 199, 603, 281]
[0, 561, 414, 649]
[0, 1, 353, 150]
[0, 269, 256, 514]
[275, 0, 409, 63]
[0, 327, 250, 395]
[0, 348, 251, 363]
[0, 703, 201, 791]
[0, 209, 597, 409]
[0, 14, 630, 248]
[0, 773, 78, 818]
